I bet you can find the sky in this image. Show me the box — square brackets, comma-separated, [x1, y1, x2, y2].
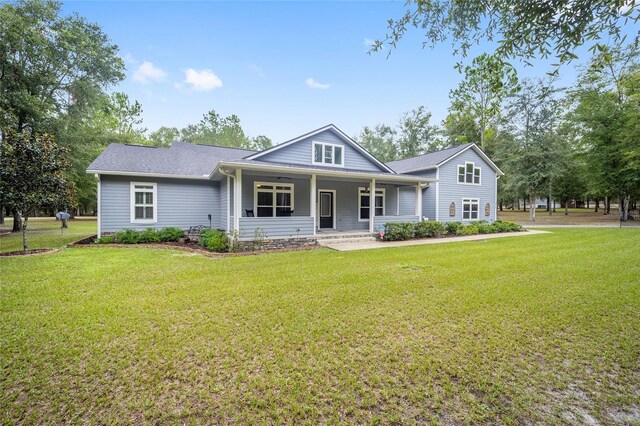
[62, 1, 637, 144]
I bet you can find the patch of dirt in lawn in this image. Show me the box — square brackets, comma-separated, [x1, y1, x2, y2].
[0, 248, 59, 257]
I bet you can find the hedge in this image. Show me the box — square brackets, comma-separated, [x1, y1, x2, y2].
[382, 220, 523, 241]
[96, 227, 185, 244]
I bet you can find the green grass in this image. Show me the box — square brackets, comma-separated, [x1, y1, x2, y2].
[0, 217, 96, 253]
[1, 229, 639, 424]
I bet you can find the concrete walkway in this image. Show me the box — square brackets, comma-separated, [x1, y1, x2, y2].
[323, 229, 550, 252]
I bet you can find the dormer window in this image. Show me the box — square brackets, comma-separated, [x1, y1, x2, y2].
[458, 162, 481, 185]
[312, 141, 344, 167]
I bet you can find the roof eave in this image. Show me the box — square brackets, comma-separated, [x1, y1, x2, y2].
[213, 161, 434, 183]
[86, 170, 211, 180]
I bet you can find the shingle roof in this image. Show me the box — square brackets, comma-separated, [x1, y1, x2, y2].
[86, 141, 256, 176]
[386, 144, 472, 173]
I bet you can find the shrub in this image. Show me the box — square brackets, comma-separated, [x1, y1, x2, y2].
[414, 221, 445, 238]
[157, 227, 184, 242]
[200, 229, 229, 252]
[137, 228, 161, 243]
[114, 229, 141, 244]
[384, 222, 415, 241]
[476, 223, 494, 234]
[444, 221, 463, 236]
[95, 236, 114, 244]
[491, 220, 523, 233]
[459, 225, 479, 236]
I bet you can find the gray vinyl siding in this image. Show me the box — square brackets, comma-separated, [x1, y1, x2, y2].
[398, 186, 417, 216]
[410, 169, 437, 221]
[436, 149, 497, 222]
[258, 129, 386, 172]
[100, 175, 218, 233]
[373, 215, 419, 229]
[218, 178, 228, 230]
[239, 217, 314, 239]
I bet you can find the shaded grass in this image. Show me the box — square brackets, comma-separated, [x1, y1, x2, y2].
[0, 217, 96, 253]
[1, 229, 639, 424]
[498, 208, 624, 225]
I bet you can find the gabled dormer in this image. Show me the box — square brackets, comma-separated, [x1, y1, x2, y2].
[244, 124, 394, 173]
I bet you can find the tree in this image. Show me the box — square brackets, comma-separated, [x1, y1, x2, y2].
[571, 42, 640, 220]
[373, 1, 638, 67]
[0, 130, 74, 252]
[355, 124, 398, 162]
[504, 79, 565, 222]
[149, 127, 180, 147]
[441, 111, 481, 147]
[449, 53, 519, 152]
[397, 106, 439, 158]
[1, 0, 125, 227]
[0, 0, 125, 132]
[174, 110, 272, 150]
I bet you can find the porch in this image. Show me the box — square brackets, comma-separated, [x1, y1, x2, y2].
[219, 165, 431, 240]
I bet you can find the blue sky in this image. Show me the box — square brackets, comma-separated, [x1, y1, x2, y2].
[63, 1, 634, 143]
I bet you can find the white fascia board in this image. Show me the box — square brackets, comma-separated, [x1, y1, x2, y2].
[86, 170, 211, 180]
[212, 161, 434, 184]
[437, 144, 505, 176]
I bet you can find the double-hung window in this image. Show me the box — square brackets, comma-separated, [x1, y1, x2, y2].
[462, 198, 479, 220]
[358, 187, 385, 221]
[312, 142, 344, 167]
[255, 182, 294, 217]
[458, 162, 481, 184]
[130, 182, 157, 223]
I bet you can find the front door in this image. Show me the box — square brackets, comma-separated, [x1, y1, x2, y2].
[319, 191, 334, 229]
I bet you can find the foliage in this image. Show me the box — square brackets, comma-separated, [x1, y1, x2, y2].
[355, 124, 398, 162]
[372, 0, 638, 67]
[0, 0, 125, 132]
[103, 227, 185, 244]
[0, 130, 74, 251]
[383, 222, 415, 241]
[200, 229, 229, 252]
[397, 106, 439, 158]
[444, 221, 463, 236]
[414, 221, 445, 238]
[449, 53, 519, 151]
[458, 224, 479, 236]
[157, 227, 185, 242]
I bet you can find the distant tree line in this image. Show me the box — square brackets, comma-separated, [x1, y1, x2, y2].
[354, 43, 640, 222]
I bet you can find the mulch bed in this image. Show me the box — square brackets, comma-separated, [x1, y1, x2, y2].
[67, 236, 319, 258]
[0, 248, 59, 257]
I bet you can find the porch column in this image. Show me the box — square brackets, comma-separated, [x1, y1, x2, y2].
[369, 178, 376, 234]
[415, 182, 422, 219]
[310, 174, 317, 235]
[234, 168, 242, 232]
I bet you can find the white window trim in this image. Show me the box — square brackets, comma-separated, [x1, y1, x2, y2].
[358, 187, 385, 222]
[130, 182, 158, 224]
[462, 197, 480, 221]
[253, 181, 295, 218]
[316, 189, 337, 229]
[457, 161, 481, 186]
[311, 141, 345, 168]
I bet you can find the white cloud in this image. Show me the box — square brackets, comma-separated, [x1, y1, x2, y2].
[184, 68, 223, 91]
[305, 77, 330, 90]
[364, 38, 383, 50]
[249, 64, 266, 78]
[133, 61, 166, 84]
[122, 52, 139, 65]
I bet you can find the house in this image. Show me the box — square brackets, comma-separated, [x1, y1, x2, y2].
[87, 124, 503, 240]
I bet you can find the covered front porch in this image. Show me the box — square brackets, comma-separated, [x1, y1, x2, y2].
[217, 163, 432, 240]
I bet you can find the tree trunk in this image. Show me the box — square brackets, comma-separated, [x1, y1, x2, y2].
[586, 198, 590, 209]
[0, 204, 4, 225]
[546, 196, 551, 212]
[595, 199, 599, 213]
[619, 195, 629, 221]
[12, 210, 21, 232]
[22, 215, 28, 253]
[529, 194, 536, 222]
[564, 199, 569, 216]
[499, 199, 503, 212]
[604, 196, 610, 215]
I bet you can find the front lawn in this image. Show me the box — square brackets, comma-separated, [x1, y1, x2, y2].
[0, 217, 96, 253]
[1, 229, 639, 424]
